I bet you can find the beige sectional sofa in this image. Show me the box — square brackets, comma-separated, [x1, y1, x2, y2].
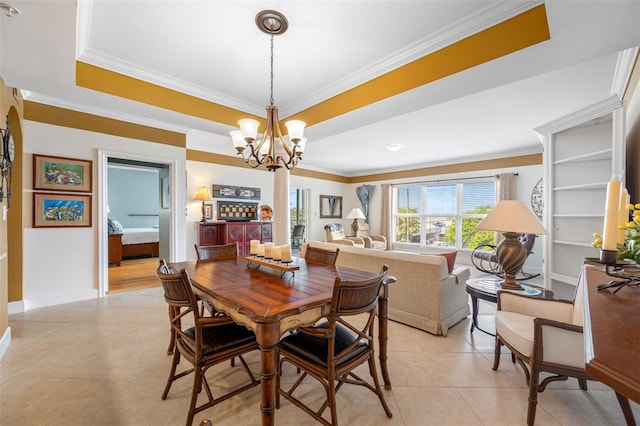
[302, 241, 471, 335]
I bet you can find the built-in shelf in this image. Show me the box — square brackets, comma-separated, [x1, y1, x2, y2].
[553, 182, 607, 191]
[553, 148, 612, 165]
[553, 213, 603, 218]
[553, 240, 594, 248]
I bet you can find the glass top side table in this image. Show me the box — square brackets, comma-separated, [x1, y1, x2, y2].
[465, 277, 554, 336]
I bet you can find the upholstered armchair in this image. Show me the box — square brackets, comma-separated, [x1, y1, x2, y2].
[492, 268, 592, 425]
[356, 223, 387, 250]
[324, 223, 365, 248]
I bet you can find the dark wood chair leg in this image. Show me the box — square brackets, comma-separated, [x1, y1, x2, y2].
[527, 368, 540, 426]
[492, 336, 501, 370]
[615, 392, 637, 426]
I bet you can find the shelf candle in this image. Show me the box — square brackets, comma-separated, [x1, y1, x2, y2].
[264, 242, 274, 259]
[256, 244, 265, 257]
[272, 245, 282, 261]
[618, 188, 630, 245]
[281, 244, 292, 262]
[249, 239, 260, 256]
[602, 175, 622, 252]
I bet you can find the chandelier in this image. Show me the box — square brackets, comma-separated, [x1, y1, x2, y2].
[230, 10, 306, 172]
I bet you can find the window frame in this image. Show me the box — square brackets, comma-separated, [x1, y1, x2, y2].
[392, 178, 496, 250]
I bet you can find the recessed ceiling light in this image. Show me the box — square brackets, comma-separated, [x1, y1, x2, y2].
[386, 144, 403, 152]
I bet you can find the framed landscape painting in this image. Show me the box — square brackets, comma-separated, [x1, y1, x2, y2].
[33, 154, 92, 192]
[33, 192, 92, 228]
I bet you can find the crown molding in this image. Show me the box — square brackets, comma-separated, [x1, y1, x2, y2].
[24, 92, 191, 133]
[611, 46, 639, 98]
[534, 95, 623, 138]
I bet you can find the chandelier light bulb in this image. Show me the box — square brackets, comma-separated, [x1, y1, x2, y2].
[238, 118, 259, 141]
[285, 120, 306, 141]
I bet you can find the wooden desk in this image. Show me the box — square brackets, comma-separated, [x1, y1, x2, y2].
[583, 264, 640, 425]
[171, 258, 392, 426]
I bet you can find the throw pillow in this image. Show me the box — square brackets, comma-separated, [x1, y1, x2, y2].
[438, 251, 457, 274]
[110, 219, 124, 233]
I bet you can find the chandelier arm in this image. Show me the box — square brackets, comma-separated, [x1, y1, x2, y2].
[246, 142, 265, 166]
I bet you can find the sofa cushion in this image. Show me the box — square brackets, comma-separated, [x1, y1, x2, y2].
[437, 251, 457, 274]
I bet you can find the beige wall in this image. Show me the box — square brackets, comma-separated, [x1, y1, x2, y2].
[0, 77, 23, 359]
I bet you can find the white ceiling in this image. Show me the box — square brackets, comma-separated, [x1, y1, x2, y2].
[1, 0, 639, 176]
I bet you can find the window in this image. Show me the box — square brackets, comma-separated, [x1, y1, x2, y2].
[393, 180, 496, 249]
[289, 188, 307, 229]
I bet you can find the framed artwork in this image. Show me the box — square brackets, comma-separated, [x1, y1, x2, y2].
[33, 192, 92, 228]
[204, 203, 213, 220]
[319, 195, 342, 219]
[33, 154, 92, 192]
[161, 176, 170, 209]
[213, 184, 260, 200]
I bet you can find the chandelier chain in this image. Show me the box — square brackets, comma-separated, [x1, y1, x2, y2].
[270, 32, 274, 106]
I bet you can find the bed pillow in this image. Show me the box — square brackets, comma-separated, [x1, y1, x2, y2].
[110, 219, 124, 233]
[107, 219, 115, 233]
[437, 251, 457, 274]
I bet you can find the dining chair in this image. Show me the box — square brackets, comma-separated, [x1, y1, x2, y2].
[194, 242, 239, 262]
[276, 264, 393, 425]
[156, 261, 259, 425]
[304, 245, 340, 265]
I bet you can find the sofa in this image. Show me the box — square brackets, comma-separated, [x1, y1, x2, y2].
[302, 241, 471, 335]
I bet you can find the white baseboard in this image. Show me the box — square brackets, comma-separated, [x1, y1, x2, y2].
[8, 300, 24, 315]
[0, 326, 11, 361]
[24, 290, 99, 310]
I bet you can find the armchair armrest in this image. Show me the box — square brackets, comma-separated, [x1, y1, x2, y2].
[534, 317, 585, 368]
[370, 235, 387, 243]
[497, 291, 574, 323]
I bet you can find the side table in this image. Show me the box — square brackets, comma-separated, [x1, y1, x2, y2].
[465, 277, 554, 336]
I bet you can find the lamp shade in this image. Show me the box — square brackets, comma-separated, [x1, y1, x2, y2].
[347, 208, 366, 220]
[194, 186, 212, 202]
[476, 200, 547, 234]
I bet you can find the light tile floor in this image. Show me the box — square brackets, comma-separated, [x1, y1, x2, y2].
[2, 286, 638, 425]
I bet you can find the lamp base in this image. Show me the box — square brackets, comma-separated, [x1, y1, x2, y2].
[495, 232, 526, 290]
[498, 275, 523, 290]
[351, 219, 359, 237]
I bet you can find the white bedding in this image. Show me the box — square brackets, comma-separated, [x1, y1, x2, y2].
[121, 228, 159, 245]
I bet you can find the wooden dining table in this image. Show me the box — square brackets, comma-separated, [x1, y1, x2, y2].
[170, 256, 393, 426]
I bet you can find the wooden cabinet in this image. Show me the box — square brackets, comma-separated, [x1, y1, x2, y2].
[198, 222, 225, 246]
[535, 96, 624, 288]
[199, 222, 272, 256]
[108, 233, 123, 266]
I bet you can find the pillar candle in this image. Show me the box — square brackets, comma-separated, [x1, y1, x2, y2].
[256, 244, 265, 257]
[602, 175, 622, 251]
[618, 188, 630, 245]
[272, 245, 282, 261]
[264, 242, 274, 258]
[281, 244, 292, 262]
[249, 239, 260, 255]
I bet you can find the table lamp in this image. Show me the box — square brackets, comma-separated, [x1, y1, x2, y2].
[347, 207, 366, 237]
[194, 186, 212, 222]
[476, 200, 547, 290]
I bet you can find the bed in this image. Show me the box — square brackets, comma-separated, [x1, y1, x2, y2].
[121, 227, 159, 258]
[108, 220, 159, 266]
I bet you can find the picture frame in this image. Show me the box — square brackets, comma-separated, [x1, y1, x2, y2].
[33, 154, 92, 192]
[213, 184, 260, 200]
[33, 192, 92, 228]
[204, 203, 213, 220]
[161, 176, 170, 209]
[319, 195, 342, 219]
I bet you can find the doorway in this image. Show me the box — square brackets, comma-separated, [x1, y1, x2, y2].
[104, 156, 171, 294]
